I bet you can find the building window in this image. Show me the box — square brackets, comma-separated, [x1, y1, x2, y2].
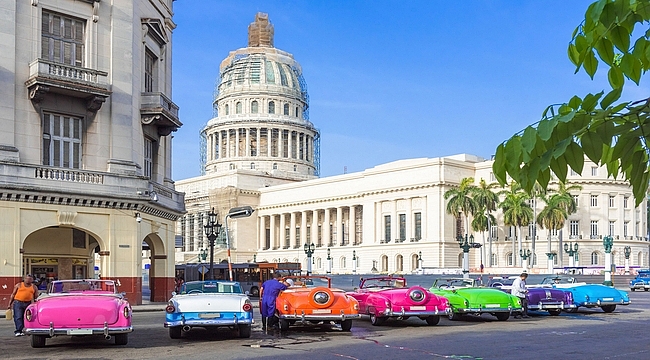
[623, 196, 629, 208]
[398, 214, 406, 242]
[609, 195, 615, 208]
[590, 220, 598, 237]
[188, 214, 194, 252]
[591, 166, 598, 176]
[293, 165, 297, 171]
[528, 222, 536, 238]
[414, 212, 422, 240]
[283, 103, 289, 115]
[609, 221, 615, 236]
[590, 195, 598, 207]
[144, 49, 157, 92]
[250, 162, 255, 169]
[236, 102, 242, 114]
[229, 163, 235, 170]
[591, 252, 599, 265]
[572, 195, 579, 208]
[506, 253, 513, 266]
[490, 253, 497, 266]
[42, 112, 82, 169]
[225, 104, 229, 115]
[384, 215, 391, 243]
[268, 101, 275, 114]
[490, 172, 496, 182]
[295, 106, 300, 117]
[396, 254, 403, 272]
[41, 11, 85, 66]
[144, 137, 155, 179]
[624, 221, 629, 237]
[340, 257, 346, 269]
[306, 225, 311, 243]
[570, 169, 578, 176]
[272, 163, 278, 170]
[251, 101, 258, 113]
[490, 225, 498, 239]
[570, 220, 579, 237]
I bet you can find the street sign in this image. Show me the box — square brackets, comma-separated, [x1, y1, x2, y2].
[198, 265, 209, 275]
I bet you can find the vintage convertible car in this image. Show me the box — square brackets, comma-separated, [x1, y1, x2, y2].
[275, 276, 360, 331]
[347, 276, 450, 326]
[23, 279, 132, 348]
[629, 270, 650, 291]
[488, 277, 575, 315]
[165, 280, 253, 338]
[536, 276, 630, 313]
[429, 278, 521, 321]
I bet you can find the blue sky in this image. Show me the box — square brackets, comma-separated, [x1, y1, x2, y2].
[170, 0, 649, 181]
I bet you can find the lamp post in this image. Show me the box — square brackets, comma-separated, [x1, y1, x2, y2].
[624, 246, 631, 275]
[603, 236, 614, 286]
[352, 250, 357, 274]
[253, 254, 257, 263]
[203, 208, 221, 280]
[223, 206, 255, 281]
[418, 251, 423, 271]
[198, 248, 207, 263]
[326, 248, 332, 274]
[564, 242, 579, 268]
[545, 252, 556, 275]
[304, 243, 315, 275]
[520, 249, 532, 272]
[457, 234, 475, 279]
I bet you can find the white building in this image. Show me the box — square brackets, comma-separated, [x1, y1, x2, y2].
[0, 0, 184, 306]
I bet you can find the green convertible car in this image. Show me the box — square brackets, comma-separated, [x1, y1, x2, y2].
[429, 278, 522, 321]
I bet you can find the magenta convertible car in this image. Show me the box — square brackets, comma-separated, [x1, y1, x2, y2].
[347, 276, 450, 326]
[23, 279, 133, 348]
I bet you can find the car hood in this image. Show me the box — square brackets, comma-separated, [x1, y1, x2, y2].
[171, 293, 248, 313]
[35, 295, 124, 327]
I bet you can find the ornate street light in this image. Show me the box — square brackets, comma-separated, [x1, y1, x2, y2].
[304, 242, 315, 275]
[545, 252, 557, 275]
[457, 234, 477, 279]
[564, 242, 579, 269]
[224, 206, 255, 281]
[603, 236, 614, 286]
[203, 208, 221, 280]
[624, 246, 632, 275]
[326, 248, 332, 274]
[198, 248, 208, 263]
[418, 251, 423, 270]
[253, 253, 257, 263]
[352, 250, 357, 274]
[520, 249, 532, 272]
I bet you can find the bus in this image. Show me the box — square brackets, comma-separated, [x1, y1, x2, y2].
[175, 261, 301, 296]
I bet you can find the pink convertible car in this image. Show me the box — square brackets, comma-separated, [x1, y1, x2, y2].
[23, 279, 133, 348]
[347, 276, 450, 326]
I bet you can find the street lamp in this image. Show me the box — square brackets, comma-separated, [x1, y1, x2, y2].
[520, 249, 532, 272]
[564, 242, 579, 269]
[198, 248, 207, 263]
[624, 246, 632, 275]
[326, 248, 332, 274]
[352, 250, 357, 274]
[224, 206, 255, 281]
[203, 208, 221, 280]
[457, 234, 476, 279]
[418, 251, 423, 271]
[545, 252, 556, 275]
[304, 243, 315, 275]
[603, 236, 614, 286]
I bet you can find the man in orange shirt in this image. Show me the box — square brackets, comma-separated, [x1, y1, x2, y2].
[7, 274, 39, 336]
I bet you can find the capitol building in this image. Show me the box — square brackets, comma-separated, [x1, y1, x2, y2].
[175, 13, 649, 275]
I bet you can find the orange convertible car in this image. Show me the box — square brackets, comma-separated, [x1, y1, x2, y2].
[276, 276, 360, 332]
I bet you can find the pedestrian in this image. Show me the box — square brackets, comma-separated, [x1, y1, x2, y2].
[260, 272, 287, 330]
[7, 274, 39, 336]
[174, 275, 184, 294]
[511, 272, 529, 318]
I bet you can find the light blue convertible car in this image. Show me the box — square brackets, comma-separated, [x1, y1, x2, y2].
[537, 276, 630, 313]
[629, 270, 650, 291]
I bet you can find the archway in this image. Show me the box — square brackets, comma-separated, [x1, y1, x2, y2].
[395, 254, 403, 272]
[411, 254, 418, 271]
[381, 255, 388, 273]
[142, 232, 170, 302]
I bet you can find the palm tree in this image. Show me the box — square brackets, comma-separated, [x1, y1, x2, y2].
[471, 179, 500, 267]
[444, 177, 477, 242]
[537, 193, 569, 273]
[547, 181, 582, 267]
[499, 182, 533, 267]
[529, 182, 548, 267]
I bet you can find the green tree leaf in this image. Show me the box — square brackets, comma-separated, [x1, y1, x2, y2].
[607, 66, 625, 88]
[493, 144, 507, 185]
[608, 25, 630, 53]
[580, 130, 603, 163]
[568, 95, 583, 110]
[550, 154, 568, 182]
[521, 126, 538, 154]
[595, 37, 615, 65]
[600, 88, 623, 109]
[537, 118, 558, 141]
[568, 44, 580, 68]
[564, 141, 585, 175]
[583, 49, 599, 78]
[581, 92, 603, 111]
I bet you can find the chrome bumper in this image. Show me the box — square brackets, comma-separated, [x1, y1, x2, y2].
[279, 311, 360, 322]
[457, 307, 516, 313]
[25, 322, 132, 337]
[528, 301, 576, 310]
[165, 314, 253, 327]
[383, 306, 451, 317]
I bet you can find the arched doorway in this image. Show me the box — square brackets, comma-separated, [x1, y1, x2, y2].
[381, 255, 388, 273]
[143, 233, 170, 302]
[395, 254, 403, 272]
[411, 254, 419, 271]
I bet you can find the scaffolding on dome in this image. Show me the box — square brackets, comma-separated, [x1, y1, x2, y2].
[313, 131, 320, 177]
[199, 125, 207, 175]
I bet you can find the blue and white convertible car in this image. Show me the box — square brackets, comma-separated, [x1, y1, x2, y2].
[537, 276, 630, 313]
[164, 280, 254, 339]
[629, 270, 650, 291]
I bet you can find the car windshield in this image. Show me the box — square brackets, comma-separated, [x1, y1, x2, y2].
[637, 272, 650, 278]
[540, 276, 575, 285]
[488, 278, 514, 287]
[285, 276, 330, 288]
[49, 280, 116, 294]
[182, 281, 242, 294]
[433, 278, 475, 288]
[361, 278, 406, 289]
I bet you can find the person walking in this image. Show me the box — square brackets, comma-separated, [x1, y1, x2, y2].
[511, 272, 529, 318]
[259, 272, 288, 330]
[7, 274, 39, 336]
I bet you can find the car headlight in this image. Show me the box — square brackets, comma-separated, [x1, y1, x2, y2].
[25, 309, 32, 322]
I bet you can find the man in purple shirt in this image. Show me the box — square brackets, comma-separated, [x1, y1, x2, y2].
[260, 272, 287, 330]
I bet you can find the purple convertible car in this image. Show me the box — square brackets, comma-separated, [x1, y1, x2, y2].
[488, 277, 575, 316]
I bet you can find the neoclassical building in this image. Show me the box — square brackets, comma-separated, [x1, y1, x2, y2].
[0, 0, 184, 306]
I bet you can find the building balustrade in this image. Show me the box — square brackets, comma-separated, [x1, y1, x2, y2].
[35, 167, 104, 184]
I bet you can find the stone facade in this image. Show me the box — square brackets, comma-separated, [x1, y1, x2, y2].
[0, 0, 184, 306]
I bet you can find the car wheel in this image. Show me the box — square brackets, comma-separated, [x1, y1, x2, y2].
[548, 309, 561, 316]
[114, 333, 128, 345]
[564, 307, 579, 313]
[369, 313, 386, 326]
[448, 312, 461, 321]
[250, 287, 260, 297]
[494, 313, 510, 321]
[31, 335, 46, 348]
[279, 318, 290, 332]
[601, 305, 616, 313]
[425, 316, 440, 326]
[630, 288, 636, 292]
[169, 326, 182, 339]
[340, 319, 353, 331]
[645, 288, 649, 292]
[238, 324, 251, 338]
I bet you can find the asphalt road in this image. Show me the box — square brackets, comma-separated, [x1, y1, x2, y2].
[3, 291, 649, 360]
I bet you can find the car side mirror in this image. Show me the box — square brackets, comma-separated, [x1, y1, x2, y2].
[171, 291, 177, 296]
[245, 290, 250, 296]
[120, 292, 126, 297]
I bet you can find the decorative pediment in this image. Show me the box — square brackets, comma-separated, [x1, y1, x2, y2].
[142, 18, 168, 46]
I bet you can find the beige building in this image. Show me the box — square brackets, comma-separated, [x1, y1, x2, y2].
[0, 0, 184, 305]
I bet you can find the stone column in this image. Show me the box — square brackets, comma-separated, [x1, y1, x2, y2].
[349, 206, 356, 245]
[290, 212, 297, 248]
[268, 128, 273, 157]
[392, 200, 397, 242]
[245, 127, 250, 157]
[324, 208, 331, 246]
[279, 213, 286, 248]
[421, 197, 427, 241]
[259, 216, 266, 250]
[226, 128, 231, 158]
[256, 128, 261, 157]
[336, 207, 343, 245]
[288, 130, 293, 158]
[300, 211, 307, 248]
[235, 128, 240, 157]
[405, 198, 412, 242]
[311, 209, 319, 246]
[270, 214, 276, 249]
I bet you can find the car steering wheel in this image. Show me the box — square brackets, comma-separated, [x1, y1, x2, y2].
[438, 284, 451, 289]
[187, 289, 203, 294]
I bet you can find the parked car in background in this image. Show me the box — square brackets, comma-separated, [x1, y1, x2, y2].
[23, 279, 132, 348]
[165, 280, 253, 339]
[276, 276, 359, 332]
[347, 276, 450, 326]
[629, 270, 650, 291]
[429, 278, 521, 321]
[488, 277, 575, 316]
[535, 276, 630, 313]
